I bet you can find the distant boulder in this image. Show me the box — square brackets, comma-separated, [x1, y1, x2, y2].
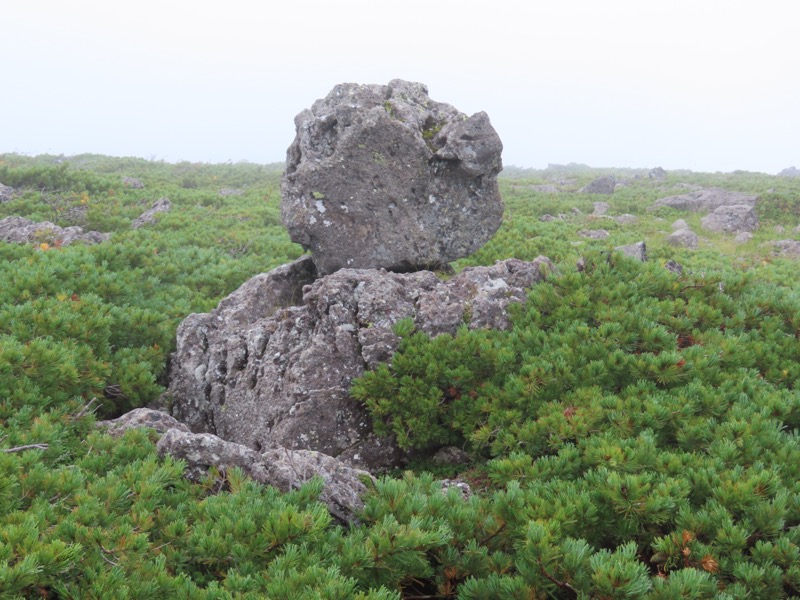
[0, 216, 109, 245]
[592, 201, 610, 215]
[131, 197, 171, 229]
[281, 79, 504, 275]
[219, 188, 244, 197]
[666, 227, 699, 249]
[615, 241, 647, 262]
[671, 219, 688, 230]
[581, 176, 616, 195]
[772, 240, 800, 256]
[649, 167, 667, 180]
[578, 229, 610, 240]
[122, 176, 144, 189]
[700, 205, 758, 234]
[778, 167, 800, 177]
[614, 214, 638, 225]
[653, 187, 758, 212]
[0, 182, 14, 203]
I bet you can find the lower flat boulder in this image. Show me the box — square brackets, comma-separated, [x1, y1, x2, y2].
[700, 205, 758, 233]
[0, 216, 110, 245]
[652, 187, 758, 212]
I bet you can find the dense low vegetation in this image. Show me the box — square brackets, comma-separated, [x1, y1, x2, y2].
[1, 153, 799, 598]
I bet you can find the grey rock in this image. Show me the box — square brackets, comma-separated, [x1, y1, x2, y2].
[614, 214, 638, 225]
[581, 177, 616, 195]
[578, 229, 610, 240]
[165, 256, 554, 471]
[778, 166, 800, 177]
[529, 184, 559, 193]
[671, 219, 688, 230]
[666, 228, 699, 249]
[649, 167, 667, 180]
[664, 260, 683, 275]
[219, 188, 244, 197]
[615, 241, 647, 261]
[432, 446, 471, 466]
[733, 232, 753, 244]
[156, 429, 373, 524]
[700, 205, 758, 233]
[653, 187, 758, 212]
[97, 408, 190, 437]
[0, 216, 110, 245]
[0, 183, 14, 203]
[281, 79, 504, 275]
[592, 201, 610, 215]
[772, 240, 800, 257]
[438, 479, 472, 499]
[539, 214, 560, 222]
[131, 197, 171, 229]
[122, 176, 144, 189]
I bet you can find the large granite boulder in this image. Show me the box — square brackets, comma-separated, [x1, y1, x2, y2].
[164, 254, 554, 471]
[281, 79, 504, 275]
[652, 187, 758, 212]
[0, 216, 110, 245]
[701, 205, 758, 234]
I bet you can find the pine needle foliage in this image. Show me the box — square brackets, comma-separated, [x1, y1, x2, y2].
[2, 154, 800, 597]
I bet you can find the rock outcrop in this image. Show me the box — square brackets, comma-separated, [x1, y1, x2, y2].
[700, 205, 758, 234]
[649, 167, 667, 180]
[772, 240, 800, 257]
[666, 227, 699, 249]
[280, 79, 504, 275]
[131, 198, 171, 229]
[615, 241, 647, 261]
[581, 177, 616, 195]
[0, 183, 14, 203]
[165, 255, 555, 471]
[653, 188, 758, 212]
[592, 201, 610, 215]
[122, 176, 144, 189]
[778, 167, 800, 177]
[155, 429, 373, 524]
[0, 216, 110, 245]
[97, 408, 191, 437]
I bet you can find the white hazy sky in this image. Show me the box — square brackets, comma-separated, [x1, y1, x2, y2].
[3, 0, 798, 173]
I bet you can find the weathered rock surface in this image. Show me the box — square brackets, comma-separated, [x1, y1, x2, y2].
[281, 79, 504, 275]
[0, 216, 110, 245]
[131, 198, 171, 229]
[778, 166, 800, 177]
[165, 255, 554, 471]
[578, 229, 610, 240]
[653, 187, 758, 212]
[664, 260, 683, 275]
[0, 183, 14, 203]
[772, 240, 800, 257]
[614, 214, 638, 225]
[581, 177, 616, 195]
[666, 228, 699, 249]
[671, 219, 688, 230]
[539, 214, 561, 222]
[615, 241, 647, 261]
[122, 176, 144, 189]
[156, 429, 372, 524]
[97, 408, 190, 437]
[649, 167, 667, 180]
[700, 205, 758, 233]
